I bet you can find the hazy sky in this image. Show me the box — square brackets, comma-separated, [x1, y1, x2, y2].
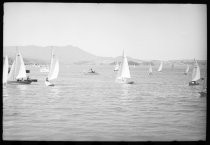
[4, 3, 207, 60]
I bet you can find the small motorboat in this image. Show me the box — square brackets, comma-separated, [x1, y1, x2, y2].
[189, 81, 199, 86]
[85, 68, 99, 75]
[199, 91, 207, 97]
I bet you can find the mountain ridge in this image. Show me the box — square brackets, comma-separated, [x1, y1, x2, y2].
[3, 45, 207, 65]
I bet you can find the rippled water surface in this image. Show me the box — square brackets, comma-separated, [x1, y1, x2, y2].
[3, 65, 206, 141]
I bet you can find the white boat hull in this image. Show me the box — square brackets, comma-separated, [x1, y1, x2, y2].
[45, 81, 54, 86]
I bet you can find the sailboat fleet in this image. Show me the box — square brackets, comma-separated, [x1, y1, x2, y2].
[7, 50, 33, 84]
[3, 48, 59, 87]
[3, 47, 206, 96]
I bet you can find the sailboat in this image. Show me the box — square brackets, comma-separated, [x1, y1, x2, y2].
[45, 49, 59, 86]
[199, 69, 207, 97]
[189, 59, 200, 86]
[7, 50, 33, 84]
[184, 64, 190, 75]
[157, 61, 163, 72]
[3, 56, 9, 86]
[116, 50, 134, 84]
[148, 63, 152, 75]
[114, 61, 120, 71]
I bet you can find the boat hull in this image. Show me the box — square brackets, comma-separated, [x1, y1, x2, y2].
[199, 91, 207, 97]
[30, 79, 38, 82]
[45, 81, 55, 86]
[127, 81, 134, 84]
[84, 72, 99, 75]
[7, 80, 32, 85]
[189, 81, 199, 86]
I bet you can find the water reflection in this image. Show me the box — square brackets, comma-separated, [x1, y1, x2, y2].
[16, 85, 27, 91]
[118, 84, 130, 106]
[49, 86, 60, 96]
[3, 87, 9, 97]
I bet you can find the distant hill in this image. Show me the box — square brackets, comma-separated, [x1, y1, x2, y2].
[3, 45, 207, 66]
[3, 45, 144, 65]
[3, 45, 99, 65]
[3, 56, 47, 65]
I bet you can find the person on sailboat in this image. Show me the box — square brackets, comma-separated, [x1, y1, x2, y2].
[27, 76, 30, 80]
[90, 68, 95, 73]
[46, 77, 49, 82]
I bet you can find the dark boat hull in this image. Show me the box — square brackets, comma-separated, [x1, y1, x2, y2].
[85, 72, 99, 75]
[30, 79, 38, 82]
[127, 81, 134, 84]
[189, 81, 199, 86]
[8, 80, 32, 85]
[199, 91, 207, 97]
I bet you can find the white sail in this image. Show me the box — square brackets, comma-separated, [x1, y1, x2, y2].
[7, 59, 16, 80]
[185, 64, 189, 74]
[114, 62, 119, 71]
[192, 59, 200, 81]
[149, 64, 152, 74]
[48, 50, 59, 81]
[7, 51, 27, 81]
[3, 56, 9, 84]
[158, 61, 163, 72]
[117, 50, 131, 80]
[16, 52, 27, 79]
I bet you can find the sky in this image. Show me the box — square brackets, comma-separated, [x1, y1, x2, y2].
[4, 3, 207, 60]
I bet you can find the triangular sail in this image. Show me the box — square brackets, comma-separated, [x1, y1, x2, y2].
[185, 64, 189, 74]
[117, 50, 131, 80]
[16, 52, 27, 79]
[149, 64, 152, 74]
[3, 56, 9, 84]
[192, 59, 200, 81]
[7, 59, 16, 80]
[48, 50, 59, 81]
[158, 61, 163, 72]
[7, 51, 27, 80]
